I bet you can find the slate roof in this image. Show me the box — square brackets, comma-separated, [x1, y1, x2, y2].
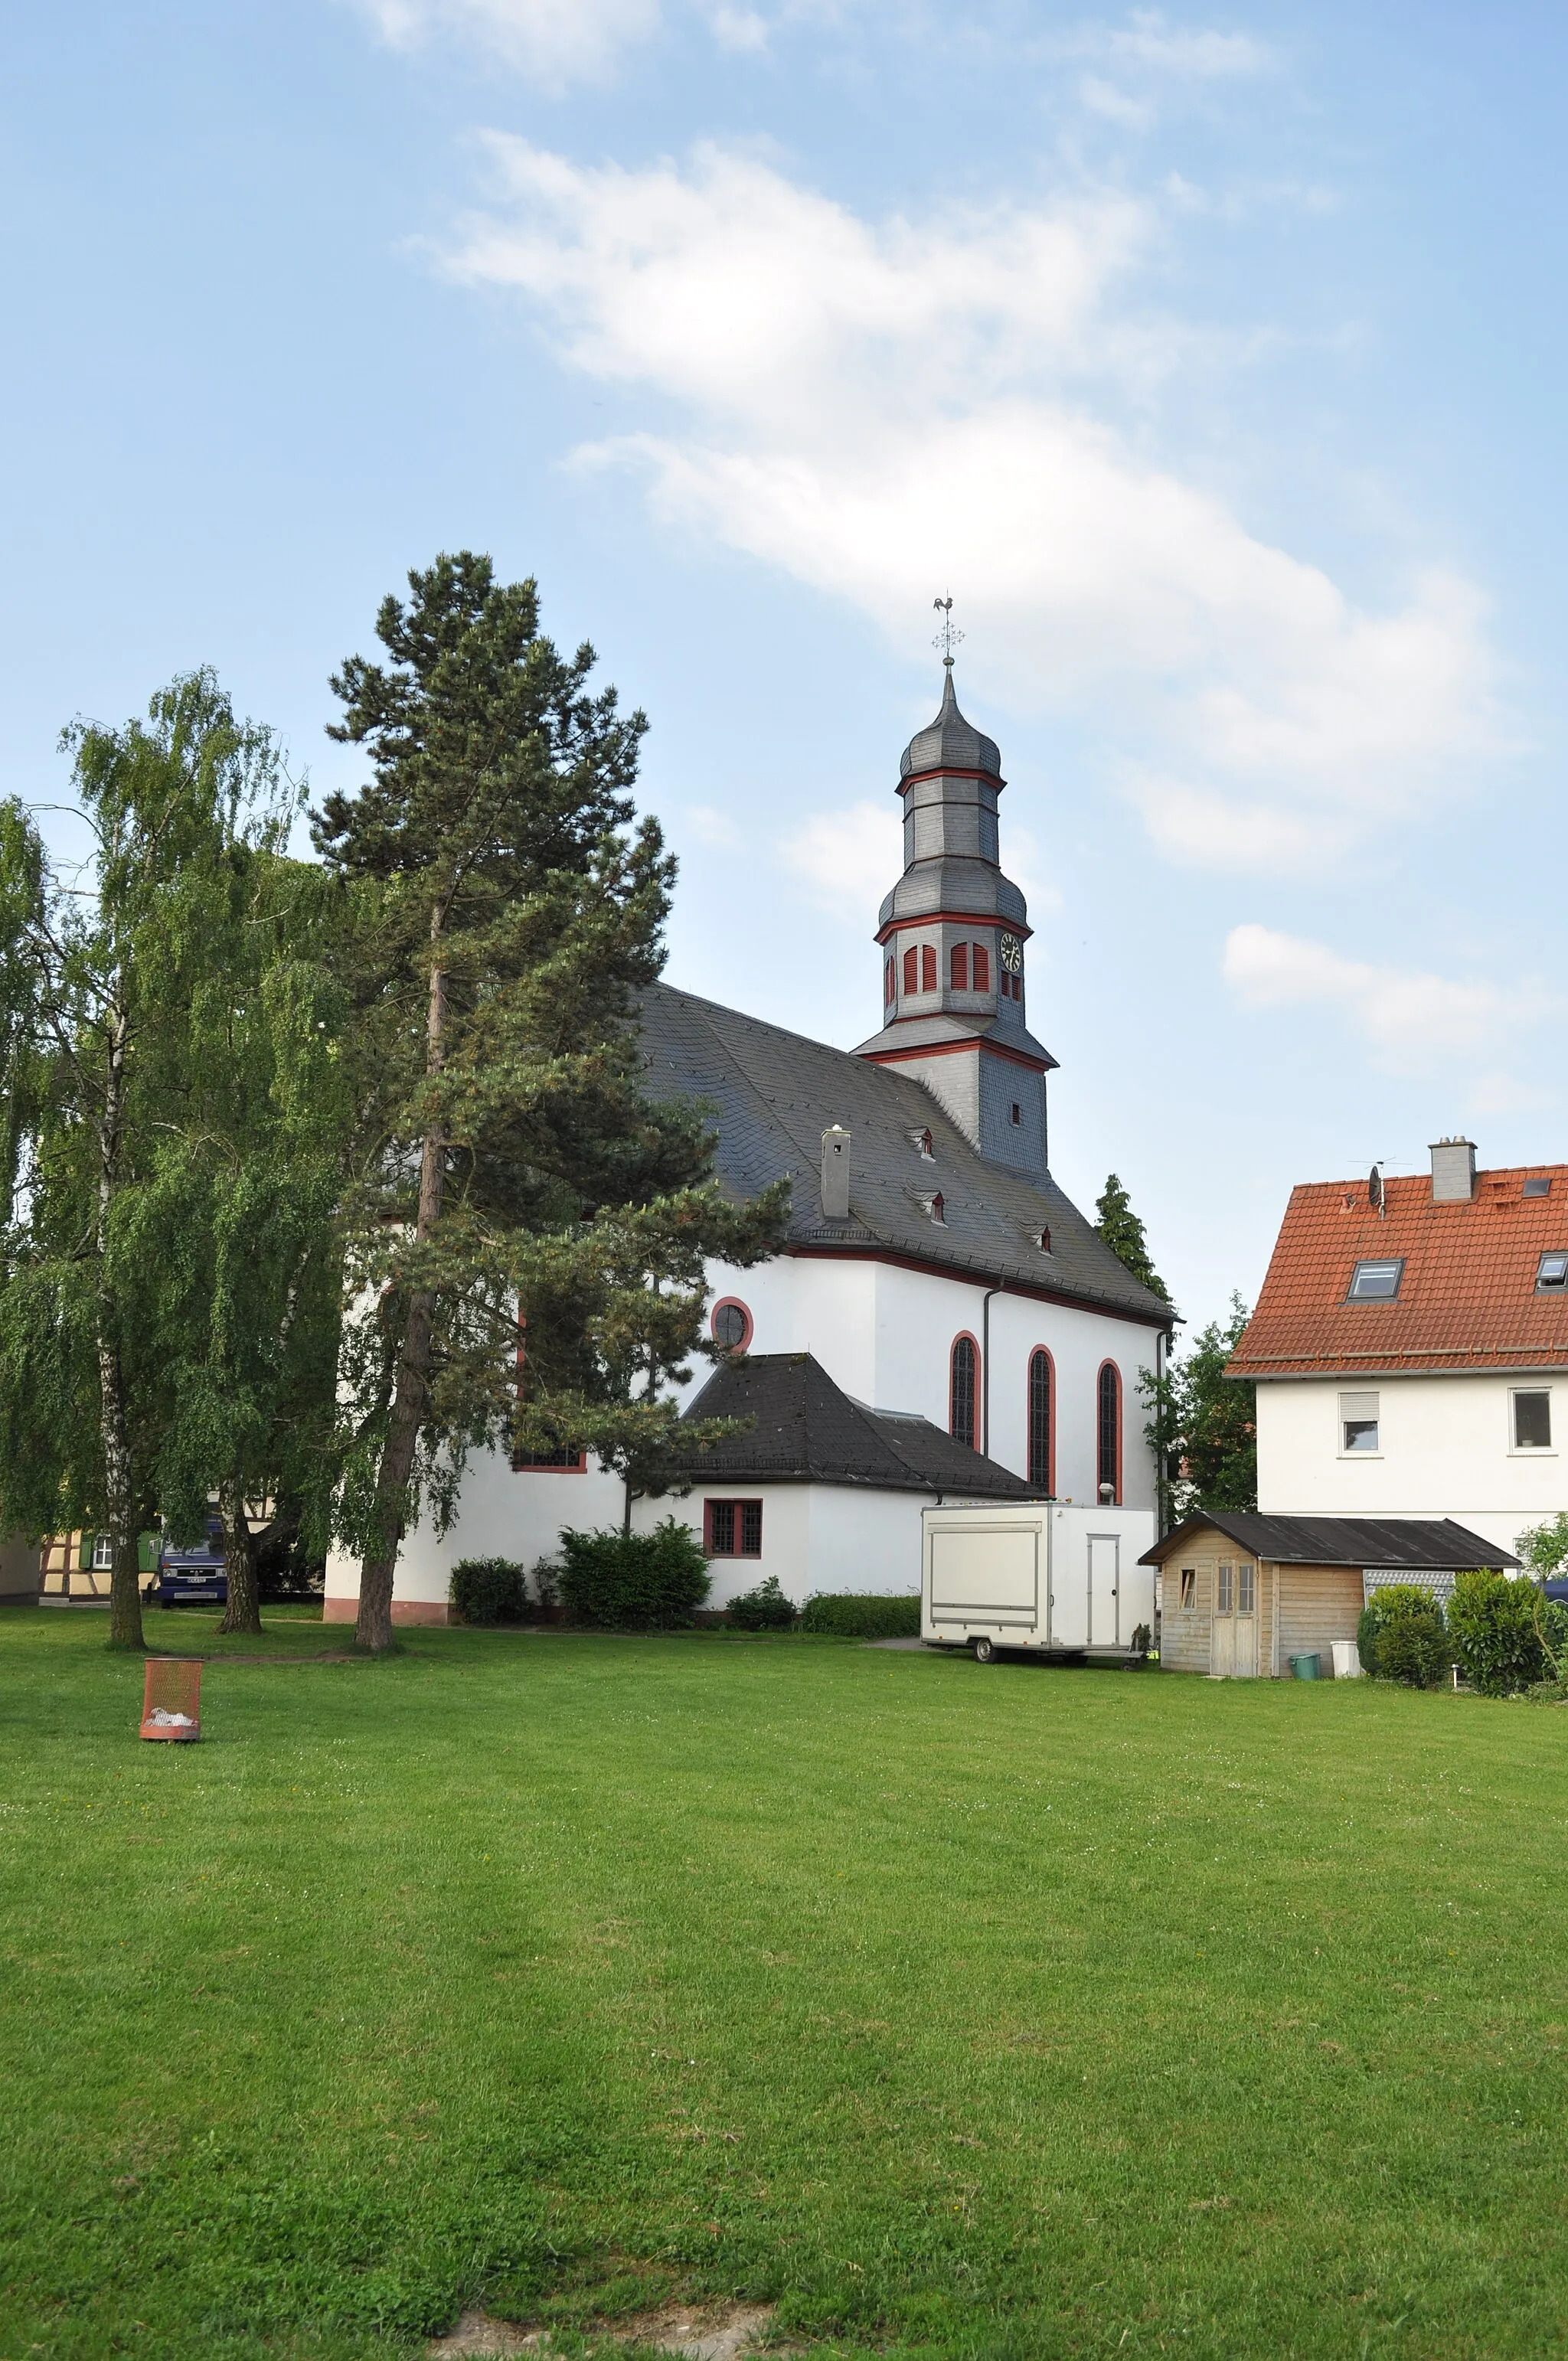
[1230, 1167, 1568, 1378]
[900, 670, 1002, 782]
[637, 981, 1172, 1327]
[1139, 1512, 1517, 1571]
[676, 1352, 1038, 1497]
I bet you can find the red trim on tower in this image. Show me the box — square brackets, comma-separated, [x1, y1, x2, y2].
[861, 1034, 1052, 1074]
[897, 767, 1005, 792]
[876, 910, 1032, 947]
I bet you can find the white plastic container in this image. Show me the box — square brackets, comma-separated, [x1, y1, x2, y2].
[1331, 1639, 1363, 1680]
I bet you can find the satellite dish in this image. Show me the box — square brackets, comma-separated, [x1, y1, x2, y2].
[1368, 1164, 1384, 1213]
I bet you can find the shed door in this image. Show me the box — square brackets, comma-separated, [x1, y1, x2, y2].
[1087, 1533, 1119, 1647]
[1210, 1561, 1259, 1677]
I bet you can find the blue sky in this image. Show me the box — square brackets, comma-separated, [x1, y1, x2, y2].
[3, 2, 1564, 1337]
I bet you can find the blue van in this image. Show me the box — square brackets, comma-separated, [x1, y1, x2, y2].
[152, 1518, 228, 1606]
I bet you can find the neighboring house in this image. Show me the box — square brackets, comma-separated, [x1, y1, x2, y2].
[39, 1532, 158, 1600]
[324, 665, 1174, 1625]
[1230, 1139, 1568, 1559]
[1143, 1512, 1517, 1679]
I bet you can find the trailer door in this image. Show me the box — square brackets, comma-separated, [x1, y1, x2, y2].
[1087, 1532, 1120, 1647]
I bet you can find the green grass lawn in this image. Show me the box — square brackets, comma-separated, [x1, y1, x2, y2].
[3, 1610, 1567, 2361]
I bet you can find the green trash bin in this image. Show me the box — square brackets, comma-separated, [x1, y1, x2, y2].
[1289, 1652, 1321, 1680]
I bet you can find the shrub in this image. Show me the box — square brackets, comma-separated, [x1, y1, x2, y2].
[1448, 1569, 1546, 1696]
[557, 1519, 711, 1631]
[449, 1556, 529, 1625]
[1357, 1583, 1446, 1683]
[799, 1592, 920, 1638]
[727, 1574, 798, 1631]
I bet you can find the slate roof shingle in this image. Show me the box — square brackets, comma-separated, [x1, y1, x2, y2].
[1230, 1167, 1568, 1377]
[1139, 1512, 1517, 1570]
[638, 982, 1172, 1327]
[678, 1352, 1039, 1497]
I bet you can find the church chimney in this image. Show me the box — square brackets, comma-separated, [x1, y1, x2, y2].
[821, 1126, 851, 1219]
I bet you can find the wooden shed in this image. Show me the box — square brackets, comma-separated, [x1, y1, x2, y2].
[1141, 1514, 1517, 1678]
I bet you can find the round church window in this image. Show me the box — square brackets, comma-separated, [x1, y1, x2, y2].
[711, 1298, 753, 1352]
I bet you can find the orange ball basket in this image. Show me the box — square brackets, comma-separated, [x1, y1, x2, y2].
[140, 1658, 201, 1742]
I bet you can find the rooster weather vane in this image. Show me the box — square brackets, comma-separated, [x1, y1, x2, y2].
[932, 595, 964, 669]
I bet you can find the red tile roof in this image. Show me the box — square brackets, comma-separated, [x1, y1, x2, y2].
[1229, 1166, 1568, 1378]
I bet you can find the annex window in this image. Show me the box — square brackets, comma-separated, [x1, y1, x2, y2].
[1027, 1349, 1054, 1491]
[1513, 1389, 1553, 1450]
[711, 1298, 753, 1352]
[951, 943, 969, 991]
[1348, 1259, 1403, 1301]
[922, 944, 937, 992]
[972, 943, 991, 993]
[1217, 1563, 1233, 1614]
[1096, 1361, 1122, 1504]
[903, 945, 918, 994]
[705, 1499, 763, 1556]
[1178, 1568, 1196, 1611]
[91, 1532, 114, 1571]
[1525, 1177, 1553, 1198]
[1237, 1563, 1256, 1615]
[1341, 1390, 1380, 1453]
[950, 1335, 978, 1450]
[1537, 1252, 1568, 1292]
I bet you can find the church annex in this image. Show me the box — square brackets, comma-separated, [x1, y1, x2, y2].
[324, 664, 1174, 1624]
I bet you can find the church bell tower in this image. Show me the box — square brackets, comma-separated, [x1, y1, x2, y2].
[853, 655, 1057, 1177]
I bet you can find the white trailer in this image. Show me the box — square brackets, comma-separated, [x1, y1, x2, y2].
[921, 1501, 1158, 1663]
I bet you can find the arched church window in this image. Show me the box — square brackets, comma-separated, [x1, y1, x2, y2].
[903, 945, 918, 994]
[950, 943, 968, 991]
[1096, 1362, 1122, 1504]
[950, 1335, 978, 1450]
[972, 943, 991, 993]
[711, 1298, 753, 1352]
[1027, 1350, 1054, 1492]
[921, 944, 937, 992]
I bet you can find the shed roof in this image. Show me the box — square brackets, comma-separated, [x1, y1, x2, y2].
[1230, 1167, 1568, 1378]
[638, 982, 1171, 1327]
[1138, 1512, 1517, 1570]
[677, 1351, 1038, 1497]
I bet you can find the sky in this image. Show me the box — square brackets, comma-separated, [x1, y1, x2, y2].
[2, 1, 1564, 1341]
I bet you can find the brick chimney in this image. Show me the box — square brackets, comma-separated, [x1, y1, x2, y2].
[1429, 1137, 1477, 1202]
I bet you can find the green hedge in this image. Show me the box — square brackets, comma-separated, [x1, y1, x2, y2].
[557, 1519, 711, 1631]
[449, 1557, 529, 1625]
[727, 1575, 798, 1631]
[1357, 1582, 1448, 1686]
[1447, 1569, 1561, 1696]
[799, 1592, 920, 1638]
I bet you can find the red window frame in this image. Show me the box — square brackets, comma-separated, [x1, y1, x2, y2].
[972, 942, 991, 993]
[704, 1498, 763, 1556]
[1027, 1347, 1055, 1494]
[951, 942, 969, 991]
[710, 1296, 754, 1352]
[921, 943, 937, 992]
[903, 945, 918, 994]
[949, 1332, 979, 1450]
[1096, 1360, 1122, 1505]
[884, 957, 896, 1005]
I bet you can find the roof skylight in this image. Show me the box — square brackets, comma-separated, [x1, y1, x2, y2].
[1348, 1259, 1403, 1301]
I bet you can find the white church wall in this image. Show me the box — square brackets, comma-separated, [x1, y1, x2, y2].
[634, 1482, 925, 1605]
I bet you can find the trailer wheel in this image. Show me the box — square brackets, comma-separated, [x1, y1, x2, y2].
[972, 1635, 997, 1664]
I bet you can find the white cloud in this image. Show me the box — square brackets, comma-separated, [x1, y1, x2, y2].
[1222, 923, 1550, 1099]
[778, 798, 901, 917]
[684, 802, 746, 847]
[444, 139, 1504, 874]
[1096, 11, 1273, 80]
[351, 0, 659, 87]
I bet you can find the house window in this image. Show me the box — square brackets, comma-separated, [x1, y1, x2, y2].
[972, 943, 991, 993]
[1524, 1177, 1552, 1198]
[705, 1499, 763, 1556]
[1178, 1567, 1196, 1610]
[1513, 1389, 1553, 1450]
[1027, 1350, 1053, 1491]
[1217, 1563, 1233, 1614]
[1096, 1362, 1121, 1503]
[1537, 1252, 1568, 1292]
[1341, 1390, 1380, 1452]
[1348, 1258, 1403, 1301]
[951, 943, 969, 991]
[91, 1533, 114, 1571]
[1237, 1563, 1256, 1615]
[922, 944, 937, 992]
[711, 1298, 753, 1352]
[903, 945, 918, 994]
[950, 1335, 978, 1449]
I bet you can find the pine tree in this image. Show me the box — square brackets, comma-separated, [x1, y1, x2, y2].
[317, 553, 787, 1650]
[1095, 1172, 1171, 1303]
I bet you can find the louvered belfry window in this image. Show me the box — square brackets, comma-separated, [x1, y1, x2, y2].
[1096, 1363, 1121, 1502]
[921, 944, 937, 991]
[1027, 1350, 1052, 1490]
[950, 1336, 977, 1449]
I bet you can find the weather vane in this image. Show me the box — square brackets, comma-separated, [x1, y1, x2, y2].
[932, 594, 964, 668]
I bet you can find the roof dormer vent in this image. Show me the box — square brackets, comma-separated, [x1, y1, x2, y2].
[1430, 1137, 1477, 1203]
[821, 1125, 851, 1220]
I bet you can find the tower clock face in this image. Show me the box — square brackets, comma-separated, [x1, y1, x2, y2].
[999, 932, 1022, 974]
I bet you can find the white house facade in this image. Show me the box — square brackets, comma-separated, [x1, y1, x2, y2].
[325, 664, 1173, 1624]
[1233, 1138, 1568, 1561]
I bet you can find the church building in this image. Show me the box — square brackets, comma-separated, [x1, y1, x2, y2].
[323, 664, 1175, 1625]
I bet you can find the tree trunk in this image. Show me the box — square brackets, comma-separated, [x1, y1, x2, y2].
[356, 910, 448, 1653]
[95, 1003, 144, 1651]
[217, 1468, 262, 1635]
